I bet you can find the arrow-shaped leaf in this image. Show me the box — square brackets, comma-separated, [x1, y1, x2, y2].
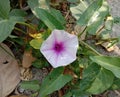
[39, 67, 72, 97]
[90, 56, 120, 78]
[77, 0, 103, 26]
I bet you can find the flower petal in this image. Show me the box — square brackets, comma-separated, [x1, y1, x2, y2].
[40, 29, 79, 68]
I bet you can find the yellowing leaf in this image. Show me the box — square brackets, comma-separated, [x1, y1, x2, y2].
[0, 43, 20, 97]
[30, 38, 43, 49]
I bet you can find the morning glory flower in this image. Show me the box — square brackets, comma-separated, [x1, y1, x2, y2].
[40, 29, 78, 68]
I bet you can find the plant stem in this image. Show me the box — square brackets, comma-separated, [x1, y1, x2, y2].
[14, 27, 26, 34]
[17, 22, 35, 30]
[78, 26, 87, 38]
[96, 25, 105, 37]
[79, 39, 102, 56]
[0, 44, 15, 59]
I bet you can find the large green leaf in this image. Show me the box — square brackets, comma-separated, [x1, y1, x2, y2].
[72, 63, 114, 95]
[28, 0, 65, 30]
[0, 19, 15, 42]
[86, 68, 114, 94]
[71, 63, 100, 96]
[39, 67, 72, 97]
[0, 0, 10, 19]
[34, 8, 65, 30]
[70, 0, 93, 20]
[77, 0, 103, 26]
[90, 56, 120, 78]
[87, 0, 109, 34]
[111, 78, 120, 90]
[0, 14, 26, 42]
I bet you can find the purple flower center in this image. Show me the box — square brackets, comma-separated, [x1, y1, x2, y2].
[53, 42, 64, 53]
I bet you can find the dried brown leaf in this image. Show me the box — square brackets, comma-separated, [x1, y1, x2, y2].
[22, 50, 36, 68]
[0, 43, 20, 97]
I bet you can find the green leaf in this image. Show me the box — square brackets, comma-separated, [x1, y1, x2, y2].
[67, 0, 79, 3]
[80, 63, 101, 92]
[73, 63, 114, 95]
[20, 80, 40, 91]
[0, 14, 26, 42]
[39, 67, 72, 97]
[30, 38, 43, 49]
[105, 16, 113, 31]
[90, 56, 120, 78]
[32, 59, 46, 68]
[114, 17, 120, 24]
[50, 8, 66, 25]
[111, 78, 120, 90]
[86, 68, 114, 94]
[9, 9, 27, 17]
[63, 92, 72, 97]
[35, 8, 65, 30]
[0, 0, 10, 19]
[28, 0, 49, 11]
[0, 19, 16, 42]
[9, 16, 25, 22]
[77, 0, 103, 26]
[70, 0, 93, 20]
[87, 0, 109, 34]
[71, 63, 100, 96]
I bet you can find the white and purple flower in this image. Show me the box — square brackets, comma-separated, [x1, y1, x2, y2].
[40, 29, 78, 68]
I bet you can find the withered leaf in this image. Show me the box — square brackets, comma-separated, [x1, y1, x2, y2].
[0, 43, 20, 97]
[22, 50, 35, 68]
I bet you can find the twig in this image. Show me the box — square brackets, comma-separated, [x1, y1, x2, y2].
[96, 25, 105, 37]
[79, 39, 102, 56]
[14, 27, 26, 34]
[17, 22, 35, 30]
[114, 90, 120, 97]
[65, 10, 70, 19]
[78, 26, 87, 37]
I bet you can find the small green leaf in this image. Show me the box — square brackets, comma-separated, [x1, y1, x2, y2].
[35, 8, 65, 30]
[9, 9, 27, 17]
[0, 0, 10, 19]
[105, 16, 113, 31]
[39, 67, 72, 97]
[32, 59, 46, 68]
[77, 0, 103, 26]
[20, 80, 40, 91]
[30, 38, 43, 49]
[114, 17, 120, 24]
[90, 56, 120, 78]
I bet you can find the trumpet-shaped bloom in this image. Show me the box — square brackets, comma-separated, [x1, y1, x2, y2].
[40, 29, 78, 68]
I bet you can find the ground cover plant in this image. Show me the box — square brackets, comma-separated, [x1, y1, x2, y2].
[1, 0, 120, 97]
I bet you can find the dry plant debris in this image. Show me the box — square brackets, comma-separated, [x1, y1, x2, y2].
[0, 43, 20, 97]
